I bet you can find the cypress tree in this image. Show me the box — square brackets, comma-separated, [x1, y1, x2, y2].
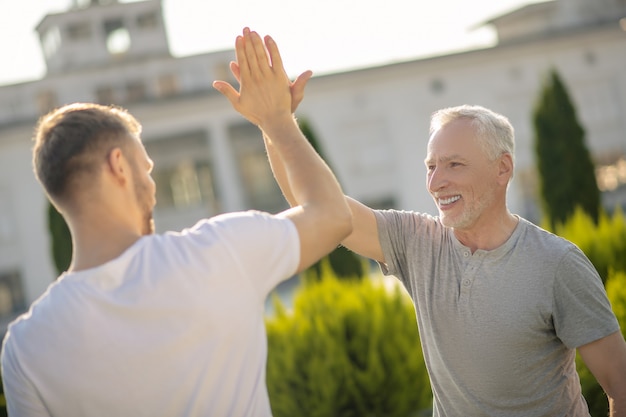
[298, 119, 365, 280]
[47, 201, 72, 275]
[532, 69, 601, 230]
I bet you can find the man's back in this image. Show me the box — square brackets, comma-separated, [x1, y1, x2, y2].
[2, 212, 299, 417]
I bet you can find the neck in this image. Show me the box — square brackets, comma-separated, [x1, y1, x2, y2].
[67, 211, 144, 272]
[453, 211, 519, 253]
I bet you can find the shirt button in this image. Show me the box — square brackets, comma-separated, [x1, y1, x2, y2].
[463, 279, 471, 286]
[463, 251, 470, 257]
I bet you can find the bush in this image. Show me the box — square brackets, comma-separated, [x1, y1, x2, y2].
[266, 263, 431, 417]
[48, 202, 72, 275]
[606, 269, 626, 340]
[577, 269, 626, 417]
[552, 206, 626, 282]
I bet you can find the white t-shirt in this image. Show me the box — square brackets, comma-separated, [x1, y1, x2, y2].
[1, 210, 300, 417]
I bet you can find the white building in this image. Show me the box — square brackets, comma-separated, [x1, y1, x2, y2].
[0, 0, 625, 328]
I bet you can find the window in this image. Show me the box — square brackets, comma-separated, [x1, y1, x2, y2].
[66, 22, 92, 41]
[153, 160, 216, 209]
[104, 18, 124, 36]
[42, 26, 61, 59]
[229, 123, 286, 213]
[430, 78, 445, 94]
[137, 12, 159, 29]
[126, 81, 147, 102]
[95, 85, 116, 104]
[104, 18, 130, 55]
[214, 62, 236, 85]
[157, 74, 179, 97]
[145, 131, 220, 212]
[0, 270, 26, 318]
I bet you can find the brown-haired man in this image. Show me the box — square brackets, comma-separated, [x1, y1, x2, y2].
[1, 29, 350, 417]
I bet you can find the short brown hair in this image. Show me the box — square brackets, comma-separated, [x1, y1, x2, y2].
[33, 103, 141, 203]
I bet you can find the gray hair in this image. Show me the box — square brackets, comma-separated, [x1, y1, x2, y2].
[430, 104, 515, 168]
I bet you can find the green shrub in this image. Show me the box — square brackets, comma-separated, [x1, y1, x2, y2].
[553, 207, 626, 415]
[48, 202, 72, 275]
[606, 269, 626, 340]
[266, 263, 431, 417]
[577, 269, 626, 417]
[552, 206, 626, 282]
[0, 368, 6, 417]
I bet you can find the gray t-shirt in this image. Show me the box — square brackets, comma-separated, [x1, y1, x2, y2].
[375, 210, 619, 417]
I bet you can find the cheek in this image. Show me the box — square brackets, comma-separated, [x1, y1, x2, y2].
[148, 176, 157, 204]
[149, 175, 156, 194]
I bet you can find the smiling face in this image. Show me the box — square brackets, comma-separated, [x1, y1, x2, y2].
[425, 118, 505, 232]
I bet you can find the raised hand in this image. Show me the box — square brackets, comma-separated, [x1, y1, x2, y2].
[226, 60, 312, 115]
[213, 28, 309, 127]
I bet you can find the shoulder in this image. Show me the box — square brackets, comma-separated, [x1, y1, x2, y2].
[375, 209, 445, 237]
[2, 278, 63, 354]
[516, 217, 596, 277]
[518, 217, 578, 256]
[141, 211, 298, 269]
[154, 211, 296, 246]
[191, 210, 293, 234]
[375, 209, 439, 228]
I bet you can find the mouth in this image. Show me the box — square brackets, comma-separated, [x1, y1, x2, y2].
[437, 195, 461, 208]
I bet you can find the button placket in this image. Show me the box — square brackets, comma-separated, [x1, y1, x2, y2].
[459, 251, 481, 306]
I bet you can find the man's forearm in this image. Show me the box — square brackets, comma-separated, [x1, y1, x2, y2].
[260, 117, 344, 213]
[263, 131, 297, 207]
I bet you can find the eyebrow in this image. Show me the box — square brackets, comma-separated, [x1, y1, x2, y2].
[424, 154, 468, 165]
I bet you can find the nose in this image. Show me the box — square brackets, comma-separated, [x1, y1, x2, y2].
[427, 167, 447, 193]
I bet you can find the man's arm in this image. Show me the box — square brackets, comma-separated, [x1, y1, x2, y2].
[262, 134, 385, 263]
[213, 28, 351, 273]
[578, 331, 626, 416]
[224, 42, 385, 264]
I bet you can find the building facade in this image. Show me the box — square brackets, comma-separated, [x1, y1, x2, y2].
[0, 0, 625, 327]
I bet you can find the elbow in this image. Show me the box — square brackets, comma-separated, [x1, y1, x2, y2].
[334, 200, 353, 240]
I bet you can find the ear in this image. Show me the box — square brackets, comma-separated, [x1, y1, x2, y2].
[496, 153, 514, 185]
[105, 147, 129, 186]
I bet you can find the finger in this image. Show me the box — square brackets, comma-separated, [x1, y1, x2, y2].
[264, 35, 285, 74]
[291, 70, 313, 113]
[212, 81, 240, 106]
[245, 29, 269, 75]
[229, 61, 241, 83]
[234, 35, 249, 78]
[293, 70, 313, 91]
[250, 32, 271, 75]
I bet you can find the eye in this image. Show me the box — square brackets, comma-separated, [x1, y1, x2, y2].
[450, 161, 462, 168]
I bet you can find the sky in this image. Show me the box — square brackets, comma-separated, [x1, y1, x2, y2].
[0, 0, 543, 86]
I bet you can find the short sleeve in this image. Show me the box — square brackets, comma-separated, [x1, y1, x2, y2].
[374, 209, 412, 279]
[374, 209, 441, 283]
[1, 334, 50, 417]
[552, 247, 620, 349]
[195, 211, 300, 299]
